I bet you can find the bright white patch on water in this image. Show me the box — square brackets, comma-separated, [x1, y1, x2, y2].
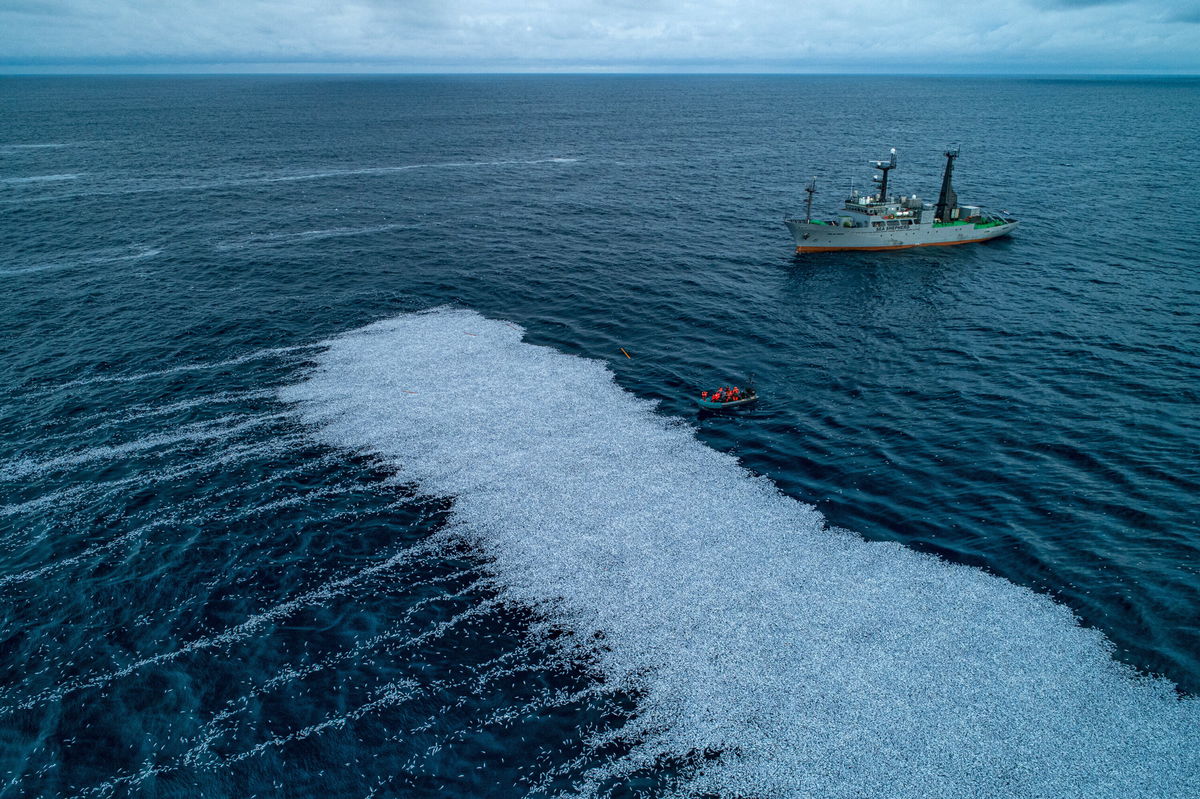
[0, 413, 291, 480]
[23, 388, 277, 443]
[0, 246, 161, 276]
[0, 173, 81, 184]
[40, 344, 318, 392]
[0, 158, 579, 207]
[256, 157, 579, 184]
[213, 224, 422, 251]
[0, 433, 302, 521]
[281, 309, 1198, 798]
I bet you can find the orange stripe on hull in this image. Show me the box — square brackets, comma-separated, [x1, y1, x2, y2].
[796, 234, 1004, 254]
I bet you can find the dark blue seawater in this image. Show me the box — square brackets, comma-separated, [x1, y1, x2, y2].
[1, 75, 1198, 797]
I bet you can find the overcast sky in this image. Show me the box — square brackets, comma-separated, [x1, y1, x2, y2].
[2, 0, 1199, 74]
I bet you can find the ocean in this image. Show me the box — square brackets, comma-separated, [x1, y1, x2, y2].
[1, 75, 1198, 798]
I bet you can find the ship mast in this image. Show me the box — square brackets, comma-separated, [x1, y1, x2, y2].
[935, 148, 959, 222]
[871, 149, 897, 203]
[804, 178, 816, 222]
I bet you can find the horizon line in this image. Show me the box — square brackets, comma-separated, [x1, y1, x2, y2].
[3, 69, 1200, 78]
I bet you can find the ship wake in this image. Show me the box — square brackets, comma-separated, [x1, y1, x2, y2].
[282, 308, 1198, 798]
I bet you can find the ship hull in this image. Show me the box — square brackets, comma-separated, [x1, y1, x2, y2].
[785, 219, 1018, 254]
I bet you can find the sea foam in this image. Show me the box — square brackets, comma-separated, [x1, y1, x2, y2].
[281, 309, 1197, 798]
[0, 173, 81, 184]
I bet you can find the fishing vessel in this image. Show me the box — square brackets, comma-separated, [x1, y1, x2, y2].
[784, 149, 1018, 254]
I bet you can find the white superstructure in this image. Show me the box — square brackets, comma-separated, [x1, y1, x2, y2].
[784, 150, 1018, 253]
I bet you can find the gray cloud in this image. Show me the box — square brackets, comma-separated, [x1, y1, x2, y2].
[0, 0, 1198, 72]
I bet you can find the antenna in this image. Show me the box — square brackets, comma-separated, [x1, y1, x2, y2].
[869, 148, 898, 203]
[804, 177, 816, 222]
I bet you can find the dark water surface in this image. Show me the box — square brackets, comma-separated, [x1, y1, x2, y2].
[1, 76, 1198, 797]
